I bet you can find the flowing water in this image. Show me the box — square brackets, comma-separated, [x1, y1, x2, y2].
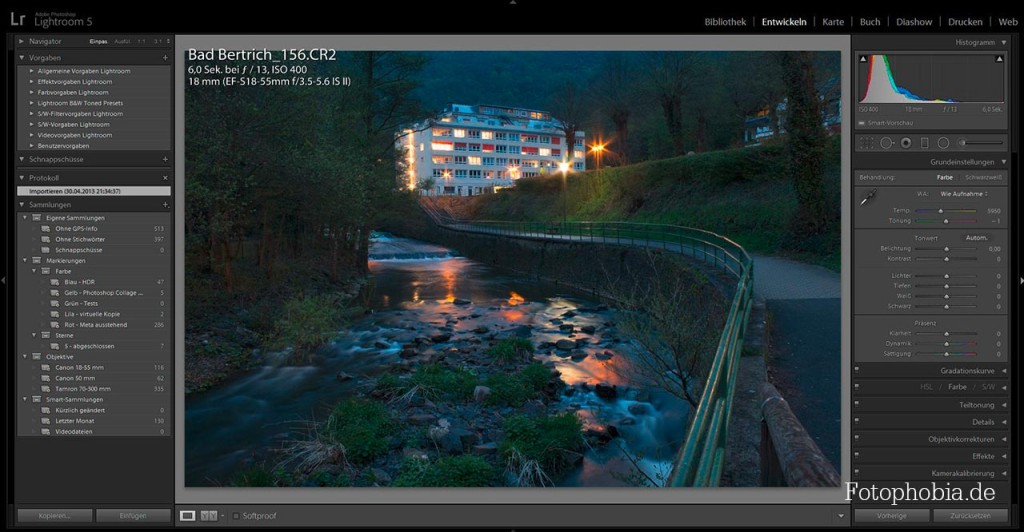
[185, 233, 688, 487]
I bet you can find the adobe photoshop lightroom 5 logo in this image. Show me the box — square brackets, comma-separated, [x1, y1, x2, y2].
[10, 11, 93, 28]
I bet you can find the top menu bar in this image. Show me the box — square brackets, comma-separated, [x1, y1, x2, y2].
[4, 8, 1020, 34]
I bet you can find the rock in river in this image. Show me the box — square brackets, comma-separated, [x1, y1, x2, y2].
[473, 385, 491, 403]
[452, 298, 472, 306]
[595, 382, 617, 400]
[430, 332, 452, 343]
[555, 339, 576, 350]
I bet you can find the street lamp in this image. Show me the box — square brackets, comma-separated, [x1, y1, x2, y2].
[558, 161, 571, 227]
[590, 143, 605, 174]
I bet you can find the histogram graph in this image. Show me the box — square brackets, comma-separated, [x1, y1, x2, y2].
[858, 54, 1005, 104]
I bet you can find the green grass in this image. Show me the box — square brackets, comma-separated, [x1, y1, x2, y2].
[499, 413, 584, 474]
[472, 138, 841, 271]
[324, 398, 397, 465]
[269, 293, 341, 351]
[411, 364, 479, 402]
[229, 464, 293, 487]
[484, 362, 553, 407]
[486, 338, 535, 364]
[392, 455, 497, 487]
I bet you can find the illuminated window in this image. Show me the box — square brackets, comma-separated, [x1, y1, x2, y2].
[481, 130, 493, 140]
[432, 127, 452, 136]
[539, 148, 551, 156]
[431, 155, 452, 164]
[431, 141, 453, 151]
[574, 150, 584, 158]
[468, 156, 482, 165]
[453, 128, 466, 138]
[484, 170, 495, 178]
[523, 160, 539, 168]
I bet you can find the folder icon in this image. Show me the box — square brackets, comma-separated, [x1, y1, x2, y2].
[41, 375, 51, 382]
[41, 247, 50, 254]
[41, 364, 50, 371]
[50, 311, 59, 318]
[50, 278, 59, 286]
[50, 300, 59, 307]
[41, 417, 51, 425]
[41, 225, 50, 232]
[41, 235, 51, 243]
[50, 289, 59, 297]
[50, 343, 59, 350]
[41, 385, 51, 393]
[41, 428, 51, 435]
[49, 321, 60, 329]
[40, 406, 51, 414]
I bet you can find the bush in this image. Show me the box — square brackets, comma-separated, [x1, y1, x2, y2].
[324, 398, 397, 464]
[411, 364, 478, 402]
[500, 413, 584, 477]
[485, 362, 552, 407]
[486, 338, 535, 364]
[392, 455, 497, 487]
[270, 294, 340, 351]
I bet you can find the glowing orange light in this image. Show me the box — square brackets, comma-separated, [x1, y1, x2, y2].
[507, 291, 525, 306]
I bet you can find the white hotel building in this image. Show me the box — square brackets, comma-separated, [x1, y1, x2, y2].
[400, 103, 586, 196]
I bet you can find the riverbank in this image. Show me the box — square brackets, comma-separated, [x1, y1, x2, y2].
[184, 260, 367, 394]
[186, 236, 691, 488]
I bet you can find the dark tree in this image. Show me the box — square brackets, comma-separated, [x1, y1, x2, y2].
[646, 52, 700, 156]
[780, 51, 828, 235]
[549, 81, 586, 162]
[592, 54, 636, 164]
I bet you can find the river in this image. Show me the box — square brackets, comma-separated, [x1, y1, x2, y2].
[185, 233, 688, 487]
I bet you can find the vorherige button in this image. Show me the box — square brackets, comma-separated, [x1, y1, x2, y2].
[17, 508, 93, 523]
[854, 508, 930, 523]
[96, 509, 172, 523]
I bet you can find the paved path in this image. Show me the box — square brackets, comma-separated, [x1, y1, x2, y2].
[749, 253, 841, 471]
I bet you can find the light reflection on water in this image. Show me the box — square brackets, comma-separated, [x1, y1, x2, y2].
[186, 235, 687, 487]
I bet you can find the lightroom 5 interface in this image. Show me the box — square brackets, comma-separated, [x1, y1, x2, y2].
[4, 6, 1020, 529]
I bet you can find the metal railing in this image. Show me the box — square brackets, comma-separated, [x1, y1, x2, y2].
[418, 202, 755, 487]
